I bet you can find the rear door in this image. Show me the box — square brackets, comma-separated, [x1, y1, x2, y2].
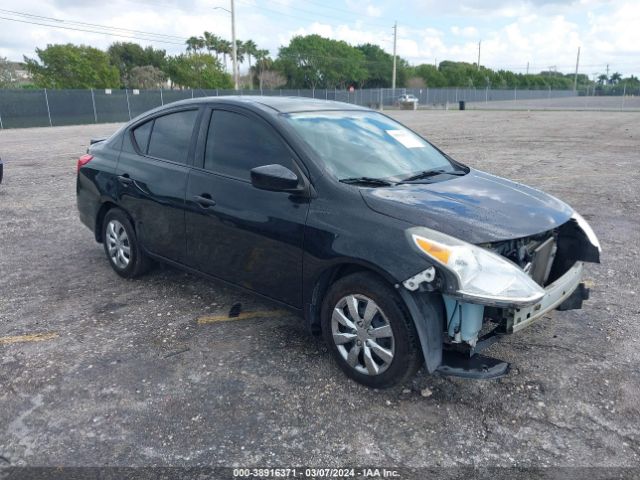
[116, 107, 201, 263]
[184, 106, 310, 307]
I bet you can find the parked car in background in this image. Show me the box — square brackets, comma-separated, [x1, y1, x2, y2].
[76, 97, 600, 388]
[398, 94, 419, 105]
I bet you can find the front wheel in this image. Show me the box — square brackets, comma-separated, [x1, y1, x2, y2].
[321, 272, 423, 388]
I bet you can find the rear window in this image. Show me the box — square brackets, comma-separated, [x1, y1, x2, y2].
[147, 110, 198, 164]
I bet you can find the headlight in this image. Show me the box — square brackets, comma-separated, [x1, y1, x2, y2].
[572, 212, 601, 253]
[407, 227, 545, 306]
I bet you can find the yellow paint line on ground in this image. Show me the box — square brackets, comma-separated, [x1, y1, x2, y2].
[584, 280, 595, 288]
[0, 332, 59, 345]
[197, 310, 289, 325]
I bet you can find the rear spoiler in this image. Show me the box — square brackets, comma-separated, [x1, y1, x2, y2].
[90, 137, 108, 145]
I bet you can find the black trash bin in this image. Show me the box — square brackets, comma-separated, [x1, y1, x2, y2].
[459, 100, 466, 110]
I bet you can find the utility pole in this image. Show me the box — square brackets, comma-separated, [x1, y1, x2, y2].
[231, 0, 239, 90]
[477, 40, 481, 70]
[526, 62, 529, 75]
[573, 46, 581, 91]
[392, 21, 397, 90]
[606, 63, 610, 78]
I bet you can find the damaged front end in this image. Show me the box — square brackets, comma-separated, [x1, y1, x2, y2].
[403, 213, 600, 379]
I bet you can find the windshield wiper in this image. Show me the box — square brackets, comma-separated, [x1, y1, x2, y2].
[399, 169, 466, 183]
[339, 177, 395, 187]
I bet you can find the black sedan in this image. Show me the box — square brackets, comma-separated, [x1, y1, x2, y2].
[76, 97, 600, 388]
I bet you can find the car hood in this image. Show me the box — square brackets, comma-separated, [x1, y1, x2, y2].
[361, 169, 574, 244]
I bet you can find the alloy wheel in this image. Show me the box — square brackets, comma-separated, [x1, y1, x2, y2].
[331, 294, 395, 375]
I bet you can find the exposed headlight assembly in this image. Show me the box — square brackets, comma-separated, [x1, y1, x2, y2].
[407, 227, 545, 307]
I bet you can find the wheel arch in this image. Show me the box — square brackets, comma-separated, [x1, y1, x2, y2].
[94, 201, 134, 243]
[305, 260, 401, 336]
[306, 260, 445, 373]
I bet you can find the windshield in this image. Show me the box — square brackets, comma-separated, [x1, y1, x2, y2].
[284, 111, 457, 181]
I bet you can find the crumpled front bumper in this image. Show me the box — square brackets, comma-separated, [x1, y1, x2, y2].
[434, 261, 588, 379]
[505, 261, 585, 333]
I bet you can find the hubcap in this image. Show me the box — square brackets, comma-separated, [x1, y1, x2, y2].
[331, 294, 395, 376]
[106, 220, 131, 269]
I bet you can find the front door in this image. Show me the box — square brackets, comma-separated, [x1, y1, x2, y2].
[185, 107, 310, 307]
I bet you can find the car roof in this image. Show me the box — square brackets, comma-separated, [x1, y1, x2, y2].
[163, 95, 370, 114]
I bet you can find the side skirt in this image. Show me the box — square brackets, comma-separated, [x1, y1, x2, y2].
[145, 251, 304, 317]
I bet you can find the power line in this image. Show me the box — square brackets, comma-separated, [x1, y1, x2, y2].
[115, 0, 231, 17]
[0, 8, 187, 41]
[0, 16, 187, 45]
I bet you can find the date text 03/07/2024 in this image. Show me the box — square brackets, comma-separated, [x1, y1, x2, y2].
[232, 467, 401, 478]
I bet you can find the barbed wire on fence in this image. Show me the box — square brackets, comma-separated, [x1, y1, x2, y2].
[0, 87, 638, 129]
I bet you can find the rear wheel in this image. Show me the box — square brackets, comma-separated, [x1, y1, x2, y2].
[102, 209, 150, 278]
[321, 272, 423, 388]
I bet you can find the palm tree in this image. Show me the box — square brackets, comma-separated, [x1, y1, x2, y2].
[610, 72, 622, 85]
[254, 49, 272, 90]
[203, 31, 221, 61]
[243, 39, 258, 89]
[186, 36, 204, 54]
[235, 40, 245, 64]
[230, 40, 245, 87]
[597, 74, 608, 85]
[218, 39, 231, 72]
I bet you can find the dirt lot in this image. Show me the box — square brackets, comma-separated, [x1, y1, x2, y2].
[466, 95, 640, 111]
[1, 111, 639, 472]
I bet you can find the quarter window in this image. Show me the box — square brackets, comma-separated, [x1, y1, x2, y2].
[147, 110, 198, 164]
[132, 120, 152, 153]
[204, 110, 292, 180]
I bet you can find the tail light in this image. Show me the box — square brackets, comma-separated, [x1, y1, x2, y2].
[77, 154, 93, 173]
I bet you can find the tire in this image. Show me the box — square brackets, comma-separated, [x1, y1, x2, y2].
[321, 272, 423, 388]
[102, 208, 151, 278]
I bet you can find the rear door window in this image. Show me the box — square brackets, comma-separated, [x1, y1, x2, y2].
[203, 110, 293, 181]
[147, 109, 198, 164]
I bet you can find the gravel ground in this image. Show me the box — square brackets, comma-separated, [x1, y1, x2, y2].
[464, 95, 640, 111]
[0, 111, 639, 473]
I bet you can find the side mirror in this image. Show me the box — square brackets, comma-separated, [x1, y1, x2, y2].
[250, 164, 301, 192]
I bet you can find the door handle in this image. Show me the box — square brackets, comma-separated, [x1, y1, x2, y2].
[193, 194, 217, 208]
[117, 174, 134, 186]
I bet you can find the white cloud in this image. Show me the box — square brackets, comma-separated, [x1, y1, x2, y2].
[285, 22, 392, 50]
[398, 10, 592, 74]
[365, 5, 382, 17]
[586, 2, 640, 56]
[451, 26, 479, 38]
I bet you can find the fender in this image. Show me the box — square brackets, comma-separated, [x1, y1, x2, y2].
[397, 288, 444, 373]
[303, 258, 402, 335]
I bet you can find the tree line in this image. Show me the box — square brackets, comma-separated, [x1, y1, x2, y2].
[1, 33, 638, 93]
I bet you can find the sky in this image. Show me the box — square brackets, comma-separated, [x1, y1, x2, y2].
[0, 0, 638, 78]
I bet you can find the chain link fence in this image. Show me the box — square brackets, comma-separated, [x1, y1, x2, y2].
[0, 87, 637, 129]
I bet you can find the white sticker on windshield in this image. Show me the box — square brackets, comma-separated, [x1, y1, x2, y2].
[386, 129, 425, 149]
